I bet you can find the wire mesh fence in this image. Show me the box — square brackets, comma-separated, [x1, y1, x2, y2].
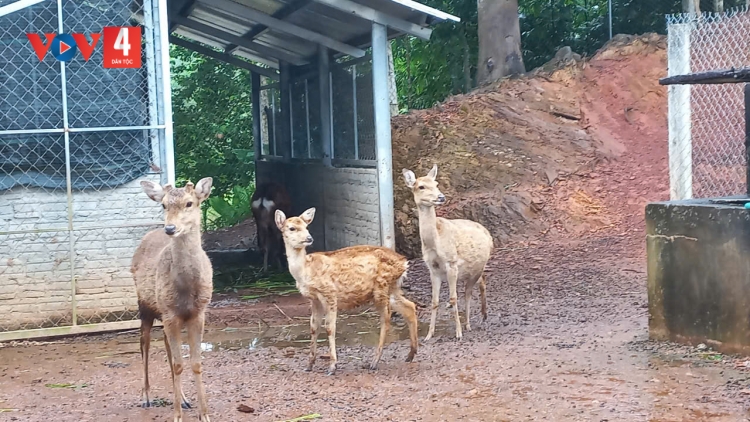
[0, 0, 168, 336]
[666, 8, 750, 199]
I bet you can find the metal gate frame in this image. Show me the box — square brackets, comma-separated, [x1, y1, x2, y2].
[0, 0, 174, 341]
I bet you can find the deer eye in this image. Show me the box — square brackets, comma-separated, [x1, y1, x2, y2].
[186, 202, 193, 208]
[418, 185, 425, 190]
[289, 227, 296, 231]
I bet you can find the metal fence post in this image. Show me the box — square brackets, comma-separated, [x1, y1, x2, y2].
[372, 22, 395, 249]
[56, 0, 77, 326]
[667, 19, 693, 200]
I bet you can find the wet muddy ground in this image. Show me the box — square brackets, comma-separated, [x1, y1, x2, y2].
[3, 235, 750, 422]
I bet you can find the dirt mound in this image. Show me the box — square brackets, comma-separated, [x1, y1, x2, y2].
[392, 33, 668, 258]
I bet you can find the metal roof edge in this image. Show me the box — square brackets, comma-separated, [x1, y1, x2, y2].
[387, 0, 460, 23]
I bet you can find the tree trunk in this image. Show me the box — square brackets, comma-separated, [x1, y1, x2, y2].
[461, 26, 471, 93]
[477, 0, 525, 85]
[714, 0, 723, 12]
[683, 0, 700, 13]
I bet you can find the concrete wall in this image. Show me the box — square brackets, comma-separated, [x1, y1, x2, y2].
[256, 160, 380, 251]
[646, 199, 750, 354]
[0, 174, 161, 331]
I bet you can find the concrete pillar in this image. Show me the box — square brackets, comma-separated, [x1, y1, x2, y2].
[667, 22, 692, 200]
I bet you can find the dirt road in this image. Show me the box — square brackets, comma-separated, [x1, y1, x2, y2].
[2, 234, 750, 422]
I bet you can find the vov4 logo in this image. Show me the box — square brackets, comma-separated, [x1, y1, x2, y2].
[27, 26, 141, 68]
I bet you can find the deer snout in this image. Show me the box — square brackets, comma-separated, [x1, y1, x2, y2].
[436, 194, 446, 204]
[164, 225, 176, 236]
[305, 235, 313, 245]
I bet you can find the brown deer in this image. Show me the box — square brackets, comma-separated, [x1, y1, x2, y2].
[131, 177, 214, 422]
[402, 165, 493, 341]
[275, 208, 418, 375]
[251, 181, 292, 272]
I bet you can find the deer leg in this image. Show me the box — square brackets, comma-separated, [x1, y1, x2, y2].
[163, 320, 186, 422]
[369, 301, 391, 370]
[139, 316, 154, 408]
[464, 275, 479, 332]
[325, 302, 339, 375]
[479, 274, 488, 322]
[164, 333, 190, 409]
[306, 299, 325, 372]
[447, 265, 462, 340]
[390, 291, 418, 363]
[187, 315, 210, 422]
[424, 268, 442, 342]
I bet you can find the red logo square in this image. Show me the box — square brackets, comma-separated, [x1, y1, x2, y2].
[102, 26, 141, 68]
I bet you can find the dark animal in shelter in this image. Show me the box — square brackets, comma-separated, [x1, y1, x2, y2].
[251, 181, 292, 272]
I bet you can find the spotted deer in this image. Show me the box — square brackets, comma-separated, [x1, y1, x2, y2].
[251, 181, 292, 272]
[131, 177, 214, 422]
[275, 208, 419, 375]
[403, 165, 493, 341]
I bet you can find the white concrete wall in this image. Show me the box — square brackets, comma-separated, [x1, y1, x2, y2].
[0, 174, 162, 331]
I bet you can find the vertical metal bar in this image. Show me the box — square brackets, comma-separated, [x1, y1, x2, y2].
[608, 0, 613, 39]
[372, 23, 395, 250]
[305, 78, 311, 159]
[289, 87, 294, 158]
[352, 64, 359, 160]
[157, 0, 175, 184]
[252, 72, 262, 161]
[745, 83, 750, 196]
[279, 61, 291, 160]
[329, 71, 334, 160]
[143, 0, 160, 170]
[57, 0, 76, 326]
[318, 45, 332, 166]
[271, 91, 277, 156]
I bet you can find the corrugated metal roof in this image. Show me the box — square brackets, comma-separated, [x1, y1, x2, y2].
[164, 0, 459, 72]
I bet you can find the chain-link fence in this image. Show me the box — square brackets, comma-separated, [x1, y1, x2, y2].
[666, 8, 750, 199]
[259, 56, 377, 164]
[0, 0, 168, 337]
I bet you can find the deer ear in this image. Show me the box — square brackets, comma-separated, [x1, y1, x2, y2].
[402, 169, 416, 188]
[300, 207, 316, 225]
[427, 164, 438, 180]
[194, 177, 213, 202]
[275, 210, 287, 231]
[140, 180, 166, 203]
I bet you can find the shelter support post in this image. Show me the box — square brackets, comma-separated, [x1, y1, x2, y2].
[372, 22, 395, 249]
[318, 45, 332, 166]
[252, 72, 262, 161]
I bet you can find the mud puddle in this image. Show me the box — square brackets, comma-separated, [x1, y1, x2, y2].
[199, 313, 451, 352]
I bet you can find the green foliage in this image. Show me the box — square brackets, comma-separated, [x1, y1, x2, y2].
[391, 0, 750, 111]
[204, 183, 255, 230]
[170, 43, 256, 230]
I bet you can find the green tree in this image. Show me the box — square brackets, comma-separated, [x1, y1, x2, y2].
[170, 43, 256, 229]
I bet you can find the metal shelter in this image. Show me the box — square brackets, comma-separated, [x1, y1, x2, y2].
[0, 0, 457, 340]
[163, 0, 459, 251]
